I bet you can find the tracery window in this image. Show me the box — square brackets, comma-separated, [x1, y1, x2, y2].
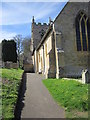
[76, 12, 90, 51]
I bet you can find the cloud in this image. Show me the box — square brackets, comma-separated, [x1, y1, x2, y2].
[0, 3, 2, 24]
[0, 30, 17, 42]
[1, 0, 89, 2]
[2, 0, 68, 2]
[1, 2, 66, 25]
[0, 2, 67, 41]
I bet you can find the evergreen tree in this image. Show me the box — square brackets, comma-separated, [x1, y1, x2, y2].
[2, 39, 17, 62]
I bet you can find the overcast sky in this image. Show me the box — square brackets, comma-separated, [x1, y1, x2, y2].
[0, 1, 67, 42]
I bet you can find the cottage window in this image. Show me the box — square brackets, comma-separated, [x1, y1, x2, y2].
[39, 53, 40, 62]
[45, 43, 47, 56]
[76, 12, 90, 51]
[41, 57, 43, 69]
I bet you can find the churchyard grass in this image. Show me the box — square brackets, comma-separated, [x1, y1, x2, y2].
[0, 68, 24, 119]
[43, 79, 89, 118]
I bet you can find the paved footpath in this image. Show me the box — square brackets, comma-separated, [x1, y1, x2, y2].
[21, 73, 65, 118]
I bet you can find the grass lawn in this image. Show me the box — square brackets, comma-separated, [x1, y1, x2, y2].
[43, 79, 89, 118]
[0, 68, 24, 119]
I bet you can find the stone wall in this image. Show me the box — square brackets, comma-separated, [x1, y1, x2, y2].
[24, 63, 34, 72]
[4, 62, 19, 69]
[54, 2, 89, 78]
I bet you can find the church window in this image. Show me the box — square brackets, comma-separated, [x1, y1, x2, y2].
[76, 12, 90, 51]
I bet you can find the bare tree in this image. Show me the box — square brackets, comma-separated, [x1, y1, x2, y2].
[13, 34, 23, 67]
[22, 37, 31, 57]
[22, 37, 33, 65]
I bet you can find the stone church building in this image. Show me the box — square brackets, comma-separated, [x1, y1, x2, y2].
[31, 2, 90, 79]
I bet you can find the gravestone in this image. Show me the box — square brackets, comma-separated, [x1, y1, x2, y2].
[82, 69, 90, 84]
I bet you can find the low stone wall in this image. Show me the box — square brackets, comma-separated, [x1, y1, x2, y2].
[23, 63, 34, 72]
[4, 62, 19, 69]
[0, 60, 2, 68]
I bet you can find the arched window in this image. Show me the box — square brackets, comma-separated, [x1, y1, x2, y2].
[75, 12, 90, 51]
[76, 14, 81, 51]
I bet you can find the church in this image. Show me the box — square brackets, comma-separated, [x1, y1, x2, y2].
[31, 2, 90, 79]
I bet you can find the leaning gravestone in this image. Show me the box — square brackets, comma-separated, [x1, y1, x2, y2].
[82, 69, 90, 84]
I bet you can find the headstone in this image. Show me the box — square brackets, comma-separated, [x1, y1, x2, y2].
[82, 69, 89, 84]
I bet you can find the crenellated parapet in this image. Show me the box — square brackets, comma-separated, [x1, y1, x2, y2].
[34, 22, 49, 26]
[32, 16, 52, 26]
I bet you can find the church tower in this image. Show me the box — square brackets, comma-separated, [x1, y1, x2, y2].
[30, 16, 35, 52]
[30, 16, 49, 52]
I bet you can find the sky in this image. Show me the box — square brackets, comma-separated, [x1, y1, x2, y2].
[0, 1, 68, 42]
